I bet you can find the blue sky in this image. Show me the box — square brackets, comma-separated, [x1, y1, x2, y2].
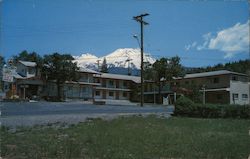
[1, 0, 249, 67]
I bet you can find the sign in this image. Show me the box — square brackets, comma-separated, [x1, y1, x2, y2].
[163, 96, 169, 105]
[20, 85, 29, 88]
[2, 68, 14, 82]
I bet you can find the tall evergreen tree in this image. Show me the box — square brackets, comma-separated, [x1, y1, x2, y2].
[42, 53, 79, 100]
[151, 56, 184, 103]
[0, 55, 5, 68]
[100, 58, 108, 73]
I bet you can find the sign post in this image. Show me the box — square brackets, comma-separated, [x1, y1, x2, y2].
[2, 68, 14, 83]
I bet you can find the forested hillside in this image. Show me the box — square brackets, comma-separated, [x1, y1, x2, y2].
[185, 59, 250, 76]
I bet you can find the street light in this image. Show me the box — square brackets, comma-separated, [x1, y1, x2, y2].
[133, 13, 149, 107]
[202, 85, 206, 105]
[133, 34, 141, 48]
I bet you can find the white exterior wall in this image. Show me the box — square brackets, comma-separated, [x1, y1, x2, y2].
[16, 63, 27, 77]
[249, 82, 250, 104]
[16, 63, 36, 77]
[230, 81, 249, 105]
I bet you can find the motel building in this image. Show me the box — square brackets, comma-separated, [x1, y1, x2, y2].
[93, 73, 140, 105]
[174, 70, 249, 105]
[1, 60, 249, 105]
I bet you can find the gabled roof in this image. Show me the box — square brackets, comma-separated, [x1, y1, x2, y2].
[19, 60, 37, 67]
[94, 73, 141, 83]
[182, 70, 248, 79]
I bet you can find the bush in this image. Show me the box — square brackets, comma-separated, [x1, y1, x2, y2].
[174, 96, 250, 119]
[174, 96, 197, 116]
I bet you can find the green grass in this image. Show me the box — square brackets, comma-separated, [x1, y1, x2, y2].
[1, 116, 250, 159]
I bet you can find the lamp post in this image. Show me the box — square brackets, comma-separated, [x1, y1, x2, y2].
[202, 85, 206, 105]
[133, 13, 149, 107]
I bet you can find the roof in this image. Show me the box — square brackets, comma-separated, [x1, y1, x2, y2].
[19, 60, 37, 67]
[65, 81, 101, 86]
[181, 70, 248, 79]
[13, 72, 36, 79]
[94, 73, 141, 83]
[78, 67, 100, 74]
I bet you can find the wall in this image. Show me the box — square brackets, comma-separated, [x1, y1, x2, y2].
[206, 91, 230, 104]
[16, 63, 36, 77]
[64, 84, 92, 99]
[178, 74, 231, 90]
[230, 81, 249, 105]
[16, 63, 27, 77]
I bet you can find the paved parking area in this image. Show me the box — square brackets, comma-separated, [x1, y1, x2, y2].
[0, 101, 174, 127]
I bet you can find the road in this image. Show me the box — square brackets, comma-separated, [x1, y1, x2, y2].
[0, 101, 174, 127]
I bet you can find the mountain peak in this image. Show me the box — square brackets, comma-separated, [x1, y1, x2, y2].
[74, 48, 156, 69]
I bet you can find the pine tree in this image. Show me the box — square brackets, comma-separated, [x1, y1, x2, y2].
[100, 58, 108, 73]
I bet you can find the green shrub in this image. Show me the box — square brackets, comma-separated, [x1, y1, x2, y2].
[174, 96, 197, 116]
[174, 96, 250, 118]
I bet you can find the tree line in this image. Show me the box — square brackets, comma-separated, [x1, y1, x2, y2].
[185, 60, 250, 76]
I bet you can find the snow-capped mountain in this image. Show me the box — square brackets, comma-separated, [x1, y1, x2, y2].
[73, 53, 98, 66]
[74, 48, 156, 70]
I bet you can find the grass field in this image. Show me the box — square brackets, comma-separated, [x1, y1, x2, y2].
[1, 116, 250, 159]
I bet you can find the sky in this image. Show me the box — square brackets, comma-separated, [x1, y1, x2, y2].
[0, 0, 249, 67]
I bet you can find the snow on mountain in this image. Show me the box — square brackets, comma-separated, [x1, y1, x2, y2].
[73, 53, 98, 68]
[74, 48, 156, 69]
[100, 48, 156, 68]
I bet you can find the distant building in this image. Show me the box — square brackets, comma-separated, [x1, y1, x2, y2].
[45, 68, 100, 100]
[2, 61, 249, 105]
[15, 61, 43, 99]
[65, 68, 101, 100]
[175, 70, 249, 105]
[93, 73, 140, 105]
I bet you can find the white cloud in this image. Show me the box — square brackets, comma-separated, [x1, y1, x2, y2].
[197, 32, 212, 50]
[196, 20, 249, 59]
[185, 41, 197, 51]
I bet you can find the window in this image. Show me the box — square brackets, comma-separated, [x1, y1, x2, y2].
[217, 94, 222, 100]
[213, 78, 219, 83]
[123, 81, 127, 87]
[28, 68, 35, 74]
[242, 94, 248, 100]
[109, 91, 114, 97]
[82, 87, 87, 93]
[4, 85, 8, 90]
[96, 78, 100, 83]
[95, 91, 100, 96]
[232, 76, 238, 81]
[233, 93, 238, 100]
[109, 80, 114, 86]
[123, 92, 127, 97]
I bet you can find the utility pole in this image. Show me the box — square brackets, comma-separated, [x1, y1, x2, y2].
[133, 13, 149, 107]
[96, 59, 101, 71]
[126, 58, 132, 76]
[202, 85, 206, 105]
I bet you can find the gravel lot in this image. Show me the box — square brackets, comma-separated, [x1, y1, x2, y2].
[0, 101, 173, 127]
